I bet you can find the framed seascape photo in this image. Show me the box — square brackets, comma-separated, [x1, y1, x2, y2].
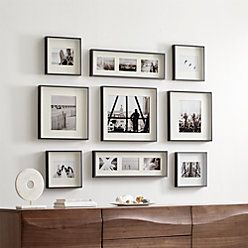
[172, 45, 205, 81]
[38, 85, 89, 140]
[101, 86, 157, 142]
[168, 91, 212, 141]
[92, 151, 167, 177]
[46, 151, 82, 188]
[90, 49, 165, 79]
[45, 36, 81, 75]
[175, 152, 207, 187]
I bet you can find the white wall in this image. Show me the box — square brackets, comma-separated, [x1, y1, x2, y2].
[1, 0, 247, 207]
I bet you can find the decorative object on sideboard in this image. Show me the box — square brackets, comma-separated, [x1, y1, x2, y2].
[101, 86, 157, 142]
[112, 194, 152, 206]
[38, 85, 89, 140]
[45, 36, 82, 76]
[172, 44, 205, 81]
[53, 199, 97, 208]
[46, 150, 82, 188]
[90, 49, 165, 79]
[175, 152, 207, 187]
[92, 150, 167, 177]
[168, 91, 212, 141]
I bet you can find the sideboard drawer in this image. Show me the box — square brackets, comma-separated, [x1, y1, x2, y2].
[102, 206, 191, 240]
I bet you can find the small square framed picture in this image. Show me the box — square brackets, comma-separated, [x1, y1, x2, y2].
[45, 36, 81, 75]
[175, 152, 207, 187]
[38, 85, 89, 140]
[168, 91, 212, 141]
[46, 151, 82, 188]
[92, 151, 167, 177]
[172, 45, 205, 81]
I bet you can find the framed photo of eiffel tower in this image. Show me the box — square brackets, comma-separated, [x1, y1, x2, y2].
[101, 86, 157, 142]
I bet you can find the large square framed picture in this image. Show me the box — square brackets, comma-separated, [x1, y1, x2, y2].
[175, 152, 207, 187]
[46, 151, 82, 188]
[90, 49, 165, 79]
[38, 85, 89, 140]
[101, 86, 157, 142]
[172, 45, 205, 81]
[92, 151, 167, 177]
[45, 36, 81, 75]
[168, 91, 212, 141]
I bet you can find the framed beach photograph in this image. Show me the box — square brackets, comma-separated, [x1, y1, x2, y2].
[101, 86, 157, 142]
[90, 49, 165, 79]
[38, 85, 89, 140]
[45, 36, 81, 75]
[46, 151, 82, 188]
[168, 91, 212, 141]
[92, 151, 167, 177]
[175, 152, 207, 187]
[172, 45, 205, 81]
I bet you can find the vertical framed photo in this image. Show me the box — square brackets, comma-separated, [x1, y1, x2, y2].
[90, 49, 165, 79]
[45, 36, 81, 75]
[101, 86, 157, 142]
[172, 45, 205, 81]
[92, 151, 167, 177]
[46, 151, 82, 188]
[175, 152, 207, 187]
[38, 85, 89, 140]
[168, 91, 212, 141]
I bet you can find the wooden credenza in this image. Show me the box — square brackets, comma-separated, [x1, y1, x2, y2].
[0, 204, 248, 248]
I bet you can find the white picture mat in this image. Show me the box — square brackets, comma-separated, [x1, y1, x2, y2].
[175, 46, 204, 80]
[102, 87, 157, 141]
[47, 38, 81, 74]
[94, 151, 167, 177]
[170, 92, 212, 140]
[40, 86, 88, 139]
[177, 153, 207, 186]
[48, 152, 82, 187]
[92, 50, 165, 78]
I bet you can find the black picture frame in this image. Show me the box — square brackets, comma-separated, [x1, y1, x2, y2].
[92, 150, 168, 178]
[38, 85, 89, 140]
[168, 91, 212, 142]
[45, 36, 82, 76]
[172, 44, 205, 81]
[90, 49, 165, 79]
[175, 152, 207, 187]
[46, 150, 82, 189]
[101, 86, 157, 142]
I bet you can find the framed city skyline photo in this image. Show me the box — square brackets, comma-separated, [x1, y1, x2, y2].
[172, 45, 205, 81]
[46, 151, 82, 188]
[168, 91, 212, 141]
[45, 36, 81, 75]
[101, 86, 157, 142]
[175, 152, 207, 187]
[90, 49, 165, 79]
[92, 151, 167, 177]
[38, 85, 89, 140]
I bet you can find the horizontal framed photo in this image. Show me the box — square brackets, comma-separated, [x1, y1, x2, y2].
[38, 85, 89, 140]
[101, 86, 157, 142]
[168, 91, 212, 141]
[92, 151, 168, 177]
[175, 152, 207, 187]
[90, 49, 165, 79]
[46, 151, 82, 188]
[172, 45, 205, 81]
[45, 36, 81, 75]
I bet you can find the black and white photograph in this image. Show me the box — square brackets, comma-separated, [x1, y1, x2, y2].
[90, 49, 165, 79]
[39, 85, 89, 140]
[45, 36, 81, 75]
[168, 91, 212, 141]
[175, 152, 207, 187]
[92, 151, 167, 177]
[46, 151, 82, 188]
[97, 57, 115, 71]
